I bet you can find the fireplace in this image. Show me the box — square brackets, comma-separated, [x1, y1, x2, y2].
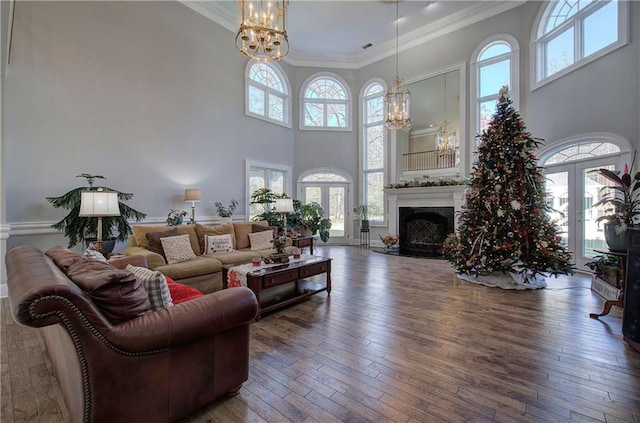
[399, 207, 454, 257]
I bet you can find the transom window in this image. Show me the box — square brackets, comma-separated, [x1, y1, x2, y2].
[532, 0, 628, 89]
[360, 81, 385, 223]
[245, 61, 291, 127]
[300, 74, 351, 130]
[544, 142, 621, 165]
[302, 173, 347, 182]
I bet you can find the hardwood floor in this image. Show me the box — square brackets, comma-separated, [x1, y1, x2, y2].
[2, 245, 639, 422]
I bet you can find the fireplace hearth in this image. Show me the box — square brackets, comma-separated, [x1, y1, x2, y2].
[399, 207, 454, 258]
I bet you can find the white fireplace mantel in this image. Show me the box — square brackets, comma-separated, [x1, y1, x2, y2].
[384, 185, 468, 234]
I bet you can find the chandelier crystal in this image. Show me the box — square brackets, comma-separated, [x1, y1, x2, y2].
[236, 0, 289, 62]
[436, 72, 457, 154]
[384, 0, 411, 130]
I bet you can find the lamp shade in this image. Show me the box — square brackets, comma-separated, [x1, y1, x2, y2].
[78, 191, 120, 217]
[274, 198, 294, 213]
[184, 189, 202, 202]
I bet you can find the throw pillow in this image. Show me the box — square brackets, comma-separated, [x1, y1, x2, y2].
[66, 258, 151, 324]
[125, 264, 173, 310]
[160, 234, 197, 264]
[205, 234, 235, 254]
[165, 276, 204, 304]
[132, 225, 201, 255]
[249, 230, 275, 251]
[83, 248, 107, 262]
[145, 228, 180, 259]
[195, 222, 235, 253]
[252, 224, 278, 238]
[46, 246, 84, 274]
[233, 222, 256, 250]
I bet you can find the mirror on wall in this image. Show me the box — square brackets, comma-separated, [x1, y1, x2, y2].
[394, 68, 462, 181]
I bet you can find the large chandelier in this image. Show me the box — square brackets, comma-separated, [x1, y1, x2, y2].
[236, 0, 289, 62]
[384, 0, 411, 130]
[436, 72, 457, 154]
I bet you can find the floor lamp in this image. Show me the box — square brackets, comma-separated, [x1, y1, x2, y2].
[79, 189, 120, 253]
[184, 188, 202, 224]
[274, 198, 294, 236]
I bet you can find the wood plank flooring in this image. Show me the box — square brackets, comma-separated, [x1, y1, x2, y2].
[2, 245, 639, 422]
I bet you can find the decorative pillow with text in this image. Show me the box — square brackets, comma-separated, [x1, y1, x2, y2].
[205, 234, 235, 254]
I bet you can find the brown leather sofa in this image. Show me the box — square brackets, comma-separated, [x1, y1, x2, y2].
[5, 245, 258, 423]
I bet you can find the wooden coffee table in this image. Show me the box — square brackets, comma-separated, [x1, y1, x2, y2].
[222, 256, 331, 320]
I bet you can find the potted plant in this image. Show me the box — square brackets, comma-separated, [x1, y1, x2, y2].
[592, 159, 640, 252]
[46, 174, 147, 252]
[167, 209, 187, 226]
[298, 202, 332, 242]
[214, 199, 238, 223]
[354, 204, 369, 229]
[251, 188, 288, 232]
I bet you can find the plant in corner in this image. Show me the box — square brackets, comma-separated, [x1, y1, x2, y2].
[298, 202, 332, 242]
[354, 204, 369, 229]
[214, 199, 238, 218]
[46, 174, 147, 249]
[591, 157, 640, 252]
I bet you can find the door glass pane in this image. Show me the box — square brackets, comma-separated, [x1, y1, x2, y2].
[584, 164, 615, 257]
[545, 171, 569, 248]
[304, 187, 322, 206]
[328, 187, 345, 237]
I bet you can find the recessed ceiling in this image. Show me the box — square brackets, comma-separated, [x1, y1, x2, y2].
[181, 1, 524, 68]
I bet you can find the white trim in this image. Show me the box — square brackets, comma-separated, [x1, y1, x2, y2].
[297, 167, 353, 183]
[245, 160, 293, 219]
[299, 73, 352, 131]
[530, 0, 629, 91]
[537, 132, 634, 164]
[0, 224, 10, 240]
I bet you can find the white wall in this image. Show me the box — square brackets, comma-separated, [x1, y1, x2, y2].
[4, 1, 294, 254]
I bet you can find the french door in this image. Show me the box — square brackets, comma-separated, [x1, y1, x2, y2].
[544, 157, 618, 270]
[298, 182, 349, 244]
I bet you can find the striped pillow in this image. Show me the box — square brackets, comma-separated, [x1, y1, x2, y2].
[125, 264, 173, 310]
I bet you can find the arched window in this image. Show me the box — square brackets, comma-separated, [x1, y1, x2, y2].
[300, 74, 351, 130]
[359, 80, 386, 223]
[245, 61, 291, 127]
[470, 35, 519, 137]
[531, 0, 628, 89]
[543, 141, 621, 165]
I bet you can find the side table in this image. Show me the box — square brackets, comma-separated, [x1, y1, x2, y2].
[291, 236, 314, 255]
[590, 248, 627, 319]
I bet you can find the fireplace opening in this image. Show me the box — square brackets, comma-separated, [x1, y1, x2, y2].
[399, 207, 454, 258]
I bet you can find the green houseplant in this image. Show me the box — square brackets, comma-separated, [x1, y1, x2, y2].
[47, 174, 147, 250]
[592, 159, 640, 252]
[354, 204, 369, 229]
[298, 202, 332, 242]
[214, 199, 238, 218]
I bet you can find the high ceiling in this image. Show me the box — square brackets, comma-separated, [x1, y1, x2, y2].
[181, 1, 525, 68]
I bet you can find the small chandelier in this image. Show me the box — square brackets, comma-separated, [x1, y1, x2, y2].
[236, 0, 289, 62]
[384, 0, 411, 130]
[436, 72, 457, 154]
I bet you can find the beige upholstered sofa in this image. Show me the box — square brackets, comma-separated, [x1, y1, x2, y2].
[123, 221, 295, 293]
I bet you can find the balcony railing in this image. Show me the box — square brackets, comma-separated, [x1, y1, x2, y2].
[403, 149, 459, 171]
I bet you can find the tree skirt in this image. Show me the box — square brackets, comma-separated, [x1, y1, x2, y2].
[457, 271, 547, 290]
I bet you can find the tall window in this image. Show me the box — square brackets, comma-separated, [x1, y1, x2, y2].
[246, 61, 291, 127]
[300, 74, 351, 130]
[532, 0, 628, 89]
[246, 161, 291, 220]
[361, 81, 385, 223]
[470, 35, 519, 136]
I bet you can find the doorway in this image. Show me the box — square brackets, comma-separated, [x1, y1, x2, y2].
[298, 170, 352, 244]
[541, 136, 632, 270]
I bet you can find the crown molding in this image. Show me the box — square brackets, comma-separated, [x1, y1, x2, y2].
[180, 0, 525, 69]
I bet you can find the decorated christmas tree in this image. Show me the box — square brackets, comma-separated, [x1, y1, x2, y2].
[443, 87, 573, 286]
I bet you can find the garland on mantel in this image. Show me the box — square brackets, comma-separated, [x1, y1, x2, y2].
[386, 178, 470, 189]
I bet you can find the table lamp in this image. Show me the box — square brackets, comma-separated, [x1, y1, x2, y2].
[79, 189, 120, 252]
[274, 198, 294, 236]
[184, 188, 202, 224]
